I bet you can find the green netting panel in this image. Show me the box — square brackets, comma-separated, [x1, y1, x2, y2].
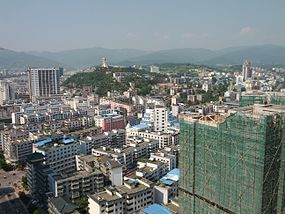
[271, 96, 285, 106]
[239, 95, 265, 107]
[277, 115, 285, 213]
[179, 121, 195, 213]
[179, 112, 285, 214]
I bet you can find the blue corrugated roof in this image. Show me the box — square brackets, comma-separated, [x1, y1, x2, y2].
[142, 204, 172, 214]
[34, 137, 75, 146]
[168, 168, 180, 176]
[35, 138, 52, 146]
[132, 124, 149, 130]
[160, 168, 180, 184]
[62, 138, 74, 144]
[160, 179, 174, 186]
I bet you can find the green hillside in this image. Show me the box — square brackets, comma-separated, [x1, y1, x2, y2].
[63, 67, 157, 96]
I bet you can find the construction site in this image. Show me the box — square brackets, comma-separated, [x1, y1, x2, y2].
[239, 91, 285, 107]
[179, 104, 285, 214]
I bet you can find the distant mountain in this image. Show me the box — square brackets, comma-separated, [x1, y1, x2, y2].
[29, 47, 151, 68]
[120, 48, 216, 65]
[121, 45, 285, 66]
[1, 45, 285, 70]
[0, 47, 63, 70]
[201, 44, 285, 65]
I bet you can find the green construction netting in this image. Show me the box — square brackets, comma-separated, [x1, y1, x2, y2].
[179, 112, 285, 214]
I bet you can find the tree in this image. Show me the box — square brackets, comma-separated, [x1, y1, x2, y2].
[211, 77, 218, 84]
[33, 209, 41, 214]
[74, 196, 89, 214]
[22, 176, 29, 191]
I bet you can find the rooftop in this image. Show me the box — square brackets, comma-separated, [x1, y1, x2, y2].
[141, 203, 172, 214]
[49, 197, 79, 214]
[116, 179, 150, 195]
[90, 189, 122, 202]
[26, 152, 44, 163]
[79, 154, 122, 169]
[160, 168, 180, 186]
[34, 135, 76, 148]
[131, 124, 149, 130]
[53, 169, 102, 182]
[180, 104, 285, 125]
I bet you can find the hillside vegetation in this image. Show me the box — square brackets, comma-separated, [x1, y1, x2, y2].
[63, 67, 162, 96]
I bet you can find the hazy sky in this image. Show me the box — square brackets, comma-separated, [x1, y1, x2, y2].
[0, 0, 284, 52]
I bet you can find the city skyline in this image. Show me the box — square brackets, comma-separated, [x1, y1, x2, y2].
[1, 1, 285, 214]
[0, 0, 284, 52]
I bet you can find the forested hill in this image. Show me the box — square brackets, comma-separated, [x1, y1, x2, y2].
[63, 67, 163, 96]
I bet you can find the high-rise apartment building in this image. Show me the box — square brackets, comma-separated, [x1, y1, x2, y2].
[28, 67, 63, 101]
[141, 106, 168, 132]
[242, 60, 252, 81]
[154, 106, 168, 132]
[0, 80, 14, 105]
[179, 104, 285, 214]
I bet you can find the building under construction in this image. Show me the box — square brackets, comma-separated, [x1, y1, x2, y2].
[179, 104, 285, 214]
[239, 92, 285, 107]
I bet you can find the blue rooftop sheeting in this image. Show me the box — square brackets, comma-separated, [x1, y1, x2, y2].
[34, 136, 74, 146]
[160, 179, 174, 186]
[142, 204, 172, 214]
[35, 138, 52, 146]
[62, 138, 74, 144]
[132, 124, 149, 130]
[168, 168, 180, 176]
[160, 168, 180, 184]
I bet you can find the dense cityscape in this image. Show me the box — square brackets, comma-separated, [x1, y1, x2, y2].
[1, 1, 285, 214]
[1, 57, 285, 214]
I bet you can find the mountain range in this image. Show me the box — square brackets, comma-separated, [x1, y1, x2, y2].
[0, 44, 285, 70]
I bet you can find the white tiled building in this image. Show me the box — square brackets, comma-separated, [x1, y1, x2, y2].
[88, 178, 153, 214]
[92, 138, 159, 169]
[49, 170, 105, 201]
[150, 152, 177, 170]
[33, 136, 80, 174]
[126, 125, 179, 148]
[2, 129, 33, 164]
[153, 106, 168, 132]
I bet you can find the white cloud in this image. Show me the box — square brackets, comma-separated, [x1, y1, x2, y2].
[240, 26, 255, 36]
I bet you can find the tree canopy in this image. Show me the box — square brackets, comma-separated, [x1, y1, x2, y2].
[63, 67, 163, 96]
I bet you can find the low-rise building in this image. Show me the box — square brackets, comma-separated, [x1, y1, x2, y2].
[79, 134, 109, 155]
[88, 178, 153, 214]
[76, 155, 123, 186]
[92, 138, 159, 170]
[2, 129, 33, 164]
[88, 186, 125, 214]
[48, 170, 105, 201]
[150, 152, 177, 171]
[26, 152, 54, 200]
[153, 168, 179, 205]
[48, 197, 79, 214]
[33, 136, 80, 174]
[94, 113, 125, 132]
[105, 129, 126, 148]
[126, 126, 179, 148]
[135, 160, 168, 182]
